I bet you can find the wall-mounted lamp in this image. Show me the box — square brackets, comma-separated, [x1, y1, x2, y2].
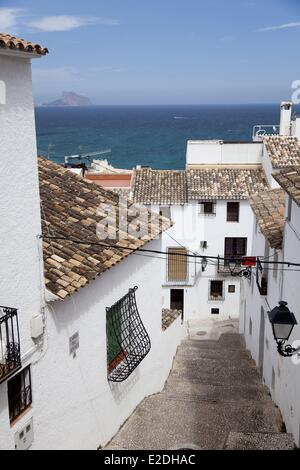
[202, 257, 208, 272]
[268, 301, 300, 357]
[228, 257, 252, 279]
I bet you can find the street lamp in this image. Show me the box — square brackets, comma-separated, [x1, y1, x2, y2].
[268, 301, 300, 357]
[227, 257, 252, 279]
[202, 257, 208, 272]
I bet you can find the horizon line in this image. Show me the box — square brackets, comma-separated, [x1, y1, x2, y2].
[34, 102, 290, 107]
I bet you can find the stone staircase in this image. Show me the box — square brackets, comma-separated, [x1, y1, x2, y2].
[106, 329, 295, 450]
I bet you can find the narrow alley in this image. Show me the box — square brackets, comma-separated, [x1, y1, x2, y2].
[105, 320, 295, 450]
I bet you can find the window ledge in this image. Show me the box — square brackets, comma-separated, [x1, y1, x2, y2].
[10, 406, 32, 428]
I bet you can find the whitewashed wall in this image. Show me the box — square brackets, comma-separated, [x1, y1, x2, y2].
[186, 140, 262, 166]
[0, 238, 185, 450]
[0, 54, 44, 450]
[240, 198, 300, 447]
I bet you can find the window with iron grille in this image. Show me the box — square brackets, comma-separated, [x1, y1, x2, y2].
[227, 202, 240, 222]
[106, 287, 151, 382]
[8, 366, 32, 423]
[0, 306, 21, 384]
[209, 280, 224, 300]
[167, 248, 188, 283]
[199, 201, 216, 215]
[256, 258, 268, 295]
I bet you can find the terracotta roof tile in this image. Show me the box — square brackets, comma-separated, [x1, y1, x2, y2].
[186, 168, 269, 200]
[273, 166, 300, 207]
[249, 189, 285, 249]
[162, 309, 181, 331]
[264, 136, 300, 169]
[0, 33, 48, 55]
[38, 157, 171, 300]
[132, 168, 188, 205]
[110, 187, 131, 198]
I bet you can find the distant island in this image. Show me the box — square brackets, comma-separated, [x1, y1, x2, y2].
[43, 92, 92, 107]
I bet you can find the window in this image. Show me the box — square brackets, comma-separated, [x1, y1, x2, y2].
[228, 285, 236, 293]
[106, 287, 151, 382]
[159, 206, 171, 219]
[209, 280, 224, 300]
[199, 201, 216, 215]
[167, 248, 188, 283]
[227, 202, 240, 222]
[8, 366, 32, 423]
[225, 237, 247, 262]
[211, 308, 220, 315]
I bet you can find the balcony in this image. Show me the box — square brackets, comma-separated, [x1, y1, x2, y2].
[0, 306, 21, 384]
[252, 125, 280, 142]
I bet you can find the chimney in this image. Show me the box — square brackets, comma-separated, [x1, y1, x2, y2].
[280, 101, 293, 136]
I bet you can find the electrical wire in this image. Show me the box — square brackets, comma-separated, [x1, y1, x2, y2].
[41, 234, 300, 268]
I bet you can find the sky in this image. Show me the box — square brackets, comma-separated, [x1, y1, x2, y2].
[0, 0, 300, 104]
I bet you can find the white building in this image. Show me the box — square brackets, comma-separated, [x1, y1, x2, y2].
[240, 111, 300, 446]
[0, 33, 184, 450]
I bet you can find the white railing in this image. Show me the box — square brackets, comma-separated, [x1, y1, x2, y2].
[252, 125, 280, 141]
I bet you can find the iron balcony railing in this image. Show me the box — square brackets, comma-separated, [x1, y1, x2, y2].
[0, 306, 21, 384]
[217, 256, 243, 275]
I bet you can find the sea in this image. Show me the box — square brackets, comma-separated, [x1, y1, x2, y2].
[35, 104, 294, 170]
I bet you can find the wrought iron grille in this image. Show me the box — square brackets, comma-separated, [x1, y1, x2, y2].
[256, 258, 268, 296]
[0, 306, 21, 384]
[106, 287, 151, 382]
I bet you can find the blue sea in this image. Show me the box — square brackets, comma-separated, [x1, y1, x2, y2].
[35, 104, 287, 170]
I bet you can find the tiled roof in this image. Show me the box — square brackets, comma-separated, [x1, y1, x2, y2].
[264, 136, 300, 169]
[0, 33, 48, 55]
[162, 309, 181, 331]
[273, 166, 300, 207]
[186, 168, 269, 200]
[38, 157, 171, 300]
[110, 188, 131, 198]
[249, 189, 285, 249]
[132, 168, 188, 205]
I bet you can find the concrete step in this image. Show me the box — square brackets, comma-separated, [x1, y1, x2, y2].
[106, 394, 283, 450]
[163, 380, 273, 403]
[218, 333, 246, 349]
[224, 432, 295, 450]
[171, 360, 262, 386]
[175, 347, 254, 362]
[181, 339, 245, 352]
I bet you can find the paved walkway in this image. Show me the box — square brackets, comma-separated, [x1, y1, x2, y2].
[105, 320, 294, 450]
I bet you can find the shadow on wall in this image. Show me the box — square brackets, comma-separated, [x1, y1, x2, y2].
[109, 369, 140, 405]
